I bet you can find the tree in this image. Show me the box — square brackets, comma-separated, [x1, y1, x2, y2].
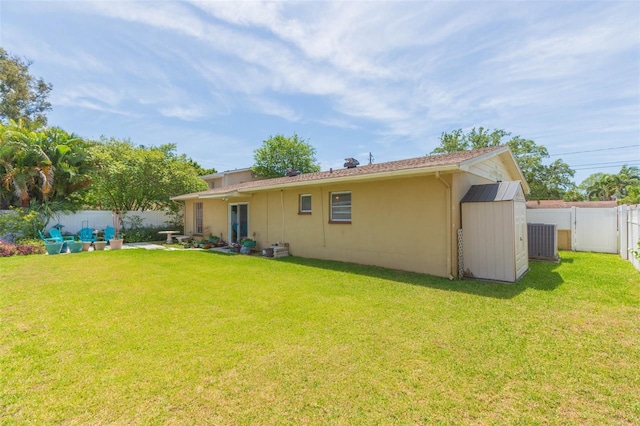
[0, 47, 52, 127]
[41, 127, 94, 207]
[181, 156, 216, 176]
[431, 127, 575, 200]
[0, 121, 52, 207]
[579, 165, 640, 202]
[0, 121, 93, 210]
[88, 138, 207, 213]
[252, 133, 321, 178]
[562, 187, 585, 202]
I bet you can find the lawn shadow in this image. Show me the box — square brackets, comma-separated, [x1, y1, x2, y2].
[274, 256, 565, 300]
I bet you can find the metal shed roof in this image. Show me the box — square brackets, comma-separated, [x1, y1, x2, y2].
[461, 181, 524, 203]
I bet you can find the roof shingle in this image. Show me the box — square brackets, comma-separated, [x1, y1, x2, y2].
[173, 146, 508, 200]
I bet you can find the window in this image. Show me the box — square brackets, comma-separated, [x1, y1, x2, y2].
[299, 194, 312, 214]
[194, 202, 203, 234]
[330, 191, 351, 223]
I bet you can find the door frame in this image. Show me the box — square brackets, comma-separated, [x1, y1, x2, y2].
[228, 203, 249, 243]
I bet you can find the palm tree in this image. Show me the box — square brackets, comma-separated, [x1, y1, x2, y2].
[40, 126, 93, 208]
[613, 165, 640, 199]
[0, 121, 52, 207]
[0, 121, 93, 209]
[580, 166, 640, 201]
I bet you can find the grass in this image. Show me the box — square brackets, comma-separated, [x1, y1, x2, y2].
[1, 250, 639, 424]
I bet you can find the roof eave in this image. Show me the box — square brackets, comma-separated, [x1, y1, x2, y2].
[170, 193, 200, 201]
[200, 191, 251, 200]
[232, 164, 461, 194]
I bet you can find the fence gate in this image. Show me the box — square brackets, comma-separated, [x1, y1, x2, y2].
[574, 207, 618, 253]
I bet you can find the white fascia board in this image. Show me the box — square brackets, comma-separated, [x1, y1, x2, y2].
[170, 194, 200, 201]
[199, 191, 252, 199]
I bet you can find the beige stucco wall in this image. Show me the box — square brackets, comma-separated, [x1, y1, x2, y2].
[222, 170, 256, 187]
[280, 177, 450, 276]
[201, 169, 262, 190]
[184, 174, 452, 277]
[183, 167, 524, 278]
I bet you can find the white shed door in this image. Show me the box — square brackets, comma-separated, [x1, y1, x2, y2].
[574, 208, 617, 253]
[514, 201, 529, 279]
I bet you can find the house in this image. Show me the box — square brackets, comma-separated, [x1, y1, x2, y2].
[172, 145, 529, 279]
[200, 168, 265, 190]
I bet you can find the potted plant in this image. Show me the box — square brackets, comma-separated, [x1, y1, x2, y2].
[44, 241, 64, 255]
[241, 238, 257, 249]
[109, 210, 124, 250]
[67, 238, 84, 253]
[93, 236, 107, 251]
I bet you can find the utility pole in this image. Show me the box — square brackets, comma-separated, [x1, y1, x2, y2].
[368, 152, 374, 165]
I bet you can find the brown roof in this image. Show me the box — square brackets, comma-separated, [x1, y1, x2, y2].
[526, 200, 618, 209]
[173, 146, 510, 200]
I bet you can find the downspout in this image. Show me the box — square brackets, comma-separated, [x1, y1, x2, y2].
[280, 190, 285, 244]
[436, 171, 455, 280]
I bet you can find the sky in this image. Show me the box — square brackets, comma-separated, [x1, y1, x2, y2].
[1, 0, 638, 185]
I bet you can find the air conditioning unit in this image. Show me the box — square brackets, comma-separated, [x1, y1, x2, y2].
[527, 223, 558, 261]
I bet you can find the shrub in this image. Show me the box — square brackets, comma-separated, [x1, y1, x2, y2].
[15, 238, 46, 254]
[121, 225, 165, 243]
[0, 239, 45, 257]
[0, 242, 17, 257]
[0, 208, 44, 242]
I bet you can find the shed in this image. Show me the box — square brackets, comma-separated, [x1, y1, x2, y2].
[461, 181, 528, 282]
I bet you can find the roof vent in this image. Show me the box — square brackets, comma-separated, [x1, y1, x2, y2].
[344, 158, 359, 168]
[285, 169, 300, 177]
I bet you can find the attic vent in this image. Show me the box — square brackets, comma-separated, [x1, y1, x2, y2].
[285, 169, 300, 177]
[344, 158, 359, 168]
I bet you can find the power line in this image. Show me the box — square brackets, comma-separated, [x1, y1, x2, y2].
[573, 163, 640, 171]
[570, 159, 640, 168]
[549, 144, 639, 157]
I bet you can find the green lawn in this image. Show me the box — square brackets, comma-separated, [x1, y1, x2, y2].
[1, 250, 638, 424]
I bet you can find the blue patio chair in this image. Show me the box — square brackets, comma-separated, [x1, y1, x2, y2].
[104, 226, 116, 242]
[38, 230, 57, 243]
[78, 227, 97, 243]
[48, 228, 75, 243]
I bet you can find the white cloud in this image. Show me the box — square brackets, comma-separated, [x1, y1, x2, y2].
[158, 106, 207, 121]
[313, 118, 359, 130]
[248, 97, 301, 122]
[3, 0, 637, 179]
[54, 83, 123, 108]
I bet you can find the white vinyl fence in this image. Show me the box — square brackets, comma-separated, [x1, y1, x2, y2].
[527, 205, 640, 272]
[1, 209, 174, 235]
[622, 205, 640, 271]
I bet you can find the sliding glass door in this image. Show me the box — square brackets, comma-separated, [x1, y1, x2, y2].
[228, 203, 248, 243]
